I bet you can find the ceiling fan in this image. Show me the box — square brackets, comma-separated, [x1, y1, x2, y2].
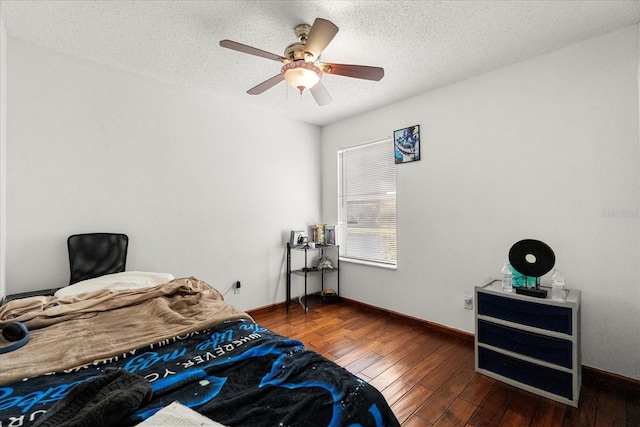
[219, 18, 384, 106]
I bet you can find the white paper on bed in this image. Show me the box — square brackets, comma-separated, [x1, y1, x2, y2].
[135, 401, 227, 427]
[54, 271, 174, 298]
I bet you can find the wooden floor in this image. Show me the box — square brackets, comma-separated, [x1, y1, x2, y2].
[249, 298, 640, 427]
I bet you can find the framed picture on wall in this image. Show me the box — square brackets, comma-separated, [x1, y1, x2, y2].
[394, 125, 420, 164]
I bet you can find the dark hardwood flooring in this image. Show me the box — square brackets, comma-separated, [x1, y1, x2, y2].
[248, 297, 640, 427]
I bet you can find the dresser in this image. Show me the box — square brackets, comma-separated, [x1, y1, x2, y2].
[475, 278, 581, 407]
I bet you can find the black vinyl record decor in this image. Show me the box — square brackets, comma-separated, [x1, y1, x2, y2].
[508, 239, 555, 278]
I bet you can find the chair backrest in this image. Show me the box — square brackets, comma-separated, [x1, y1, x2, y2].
[67, 233, 129, 285]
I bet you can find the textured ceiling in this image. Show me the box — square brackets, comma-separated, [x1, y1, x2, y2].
[1, 0, 639, 126]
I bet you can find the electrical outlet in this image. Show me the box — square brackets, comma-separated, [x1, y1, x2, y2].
[234, 281, 241, 294]
[464, 295, 473, 310]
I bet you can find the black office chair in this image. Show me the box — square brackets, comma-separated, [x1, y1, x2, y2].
[67, 233, 129, 285]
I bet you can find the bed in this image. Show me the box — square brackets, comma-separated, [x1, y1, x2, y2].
[0, 275, 400, 426]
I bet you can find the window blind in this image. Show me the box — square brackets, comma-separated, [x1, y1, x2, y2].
[337, 139, 396, 266]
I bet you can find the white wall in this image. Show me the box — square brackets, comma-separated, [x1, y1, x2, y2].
[5, 38, 321, 311]
[5, 22, 639, 382]
[322, 25, 640, 380]
[0, 15, 7, 300]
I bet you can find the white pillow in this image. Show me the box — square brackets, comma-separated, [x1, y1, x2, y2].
[54, 271, 174, 298]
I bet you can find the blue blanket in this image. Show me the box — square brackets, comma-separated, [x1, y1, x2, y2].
[0, 319, 400, 427]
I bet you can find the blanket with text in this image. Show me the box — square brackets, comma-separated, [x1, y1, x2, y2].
[0, 319, 400, 427]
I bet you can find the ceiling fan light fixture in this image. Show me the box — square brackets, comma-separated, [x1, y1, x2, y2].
[282, 61, 321, 93]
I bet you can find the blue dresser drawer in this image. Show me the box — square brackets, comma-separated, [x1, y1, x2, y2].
[477, 292, 572, 334]
[478, 320, 572, 368]
[478, 346, 573, 400]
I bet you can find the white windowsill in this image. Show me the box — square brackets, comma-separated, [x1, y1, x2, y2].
[339, 257, 397, 270]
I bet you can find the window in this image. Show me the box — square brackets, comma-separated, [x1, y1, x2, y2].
[337, 138, 397, 266]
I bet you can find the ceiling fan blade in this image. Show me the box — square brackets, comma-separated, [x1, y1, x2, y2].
[304, 18, 339, 59]
[310, 81, 332, 106]
[247, 74, 285, 95]
[220, 40, 289, 63]
[320, 63, 384, 81]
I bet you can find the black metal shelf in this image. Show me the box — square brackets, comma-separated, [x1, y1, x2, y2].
[291, 267, 339, 277]
[286, 243, 340, 312]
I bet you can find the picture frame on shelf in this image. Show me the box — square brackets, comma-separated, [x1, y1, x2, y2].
[325, 225, 336, 245]
[290, 230, 307, 246]
[311, 224, 326, 245]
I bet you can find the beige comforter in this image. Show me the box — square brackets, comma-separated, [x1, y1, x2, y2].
[0, 277, 252, 385]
